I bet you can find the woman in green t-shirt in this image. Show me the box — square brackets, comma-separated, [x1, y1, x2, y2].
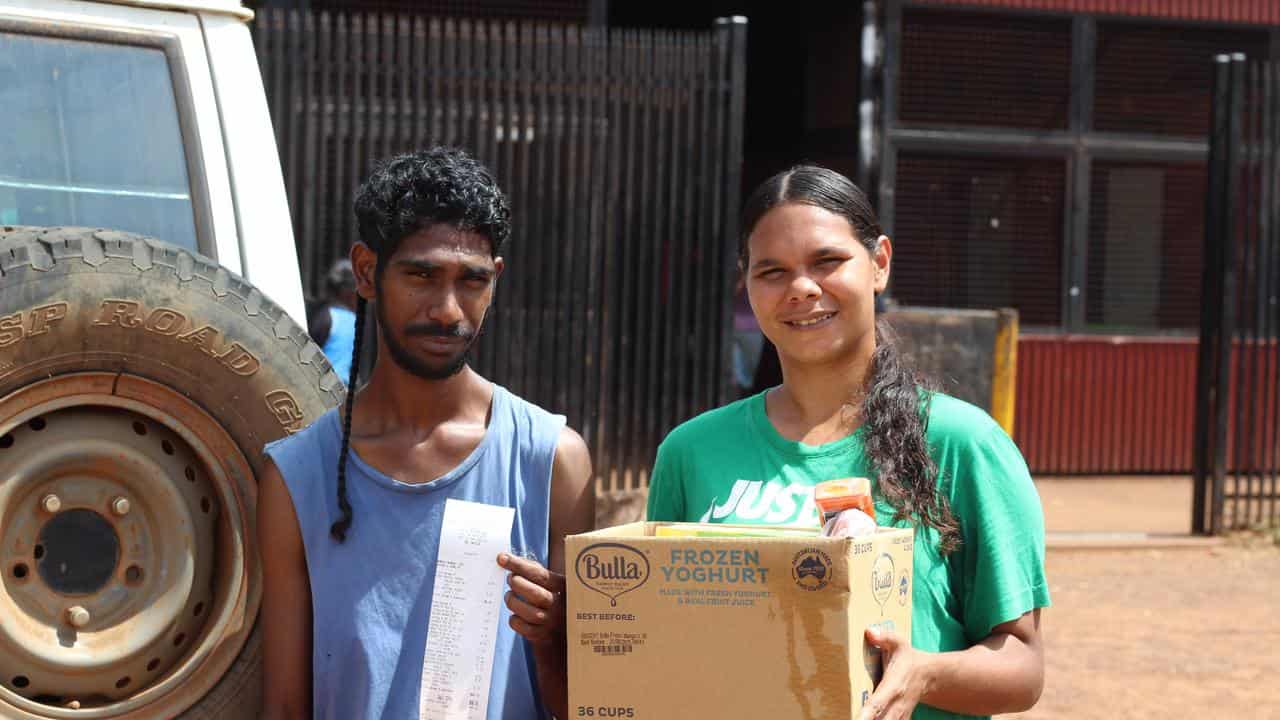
[647, 165, 1050, 720]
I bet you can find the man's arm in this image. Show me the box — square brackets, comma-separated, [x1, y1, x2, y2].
[258, 461, 313, 720]
[546, 426, 595, 574]
[502, 426, 594, 720]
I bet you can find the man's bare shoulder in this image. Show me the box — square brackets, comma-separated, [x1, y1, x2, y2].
[554, 425, 590, 475]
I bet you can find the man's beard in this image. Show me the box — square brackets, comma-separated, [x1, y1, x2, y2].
[375, 296, 483, 381]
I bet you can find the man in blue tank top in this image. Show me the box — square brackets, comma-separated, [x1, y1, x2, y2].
[259, 148, 594, 720]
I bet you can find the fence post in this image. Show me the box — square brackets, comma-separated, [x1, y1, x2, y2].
[856, 0, 883, 194]
[1194, 54, 1246, 535]
[714, 16, 748, 406]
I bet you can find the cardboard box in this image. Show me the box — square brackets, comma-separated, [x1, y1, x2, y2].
[567, 522, 914, 719]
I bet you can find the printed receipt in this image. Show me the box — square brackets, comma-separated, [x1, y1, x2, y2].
[419, 498, 516, 720]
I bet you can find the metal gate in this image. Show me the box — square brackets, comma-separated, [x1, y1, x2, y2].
[251, 9, 747, 489]
[1194, 53, 1280, 534]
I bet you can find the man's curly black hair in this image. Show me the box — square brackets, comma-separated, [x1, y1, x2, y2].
[330, 147, 510, 543]
[353, 146, 511, 263]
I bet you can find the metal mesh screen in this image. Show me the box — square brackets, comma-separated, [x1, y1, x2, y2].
[1085, 161, 1206, 332]
[1095, 22, 1270, 136]
[892, 153, 1066, 326]
[899, 8, 1072, 129]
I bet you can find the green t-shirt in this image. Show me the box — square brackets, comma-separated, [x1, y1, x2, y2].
[646, 389, 1050, 720]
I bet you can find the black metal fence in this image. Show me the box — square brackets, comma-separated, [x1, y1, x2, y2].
[251, 9, 747, 490]
[1194, 54, 1280, 534]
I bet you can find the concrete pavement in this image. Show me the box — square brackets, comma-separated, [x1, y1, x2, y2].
[1035, 475, 1224, 550]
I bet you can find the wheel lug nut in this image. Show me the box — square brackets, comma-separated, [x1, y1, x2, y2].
[40, 494, 61, 514]
[111, 497, 131, 516]
[66, 605, 90, 628]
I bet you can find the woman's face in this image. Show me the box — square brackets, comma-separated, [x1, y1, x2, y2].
[744, 202, 891, 368]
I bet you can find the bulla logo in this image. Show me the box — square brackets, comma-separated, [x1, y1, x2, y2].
[583, 553, 643, 580]
[871, 553, 895, 611]
[699, 479, 819, 525]
[575, 543, 649, 607]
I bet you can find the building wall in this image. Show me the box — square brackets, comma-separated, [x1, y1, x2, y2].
[880, 2, 1274, 473]
[884, 4, 1272, 334]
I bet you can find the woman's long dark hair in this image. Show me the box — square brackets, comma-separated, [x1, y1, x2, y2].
[740, 165, 961, 554]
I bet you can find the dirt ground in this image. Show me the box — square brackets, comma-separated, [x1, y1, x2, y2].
[1000, 478, 1280, 720]
[1003, 539, 1280, 719]
[1034, 476, 1193, 535]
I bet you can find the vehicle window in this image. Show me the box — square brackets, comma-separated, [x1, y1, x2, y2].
[0, 31, 198, 251]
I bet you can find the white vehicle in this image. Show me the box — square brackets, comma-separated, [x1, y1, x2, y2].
[0, 2, 339, 717]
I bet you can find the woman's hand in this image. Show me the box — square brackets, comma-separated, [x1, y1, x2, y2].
[861, 625, 934, 720]
[862, 610, 1044, 718]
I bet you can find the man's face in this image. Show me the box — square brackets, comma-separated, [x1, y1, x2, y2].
[354, 224, 503, 380]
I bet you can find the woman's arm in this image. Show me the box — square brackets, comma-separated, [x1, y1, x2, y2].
[860, 609, 1044, 720]
[859, 415, 1049, 720]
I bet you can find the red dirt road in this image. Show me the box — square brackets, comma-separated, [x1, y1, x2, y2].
[1003, 475, 1280, 719]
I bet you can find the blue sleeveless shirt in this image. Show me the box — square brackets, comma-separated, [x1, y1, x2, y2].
[264, 384, 564, 719]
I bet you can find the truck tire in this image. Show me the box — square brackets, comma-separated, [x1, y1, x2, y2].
[0, 226, 344, 719]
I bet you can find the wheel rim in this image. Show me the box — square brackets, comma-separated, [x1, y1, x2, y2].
[0, 373, 257, 718]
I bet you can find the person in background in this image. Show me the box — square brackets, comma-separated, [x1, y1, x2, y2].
[303, 293, 333, 350]
[316, 259, 359, 381]
[648, 164, 1049, 720]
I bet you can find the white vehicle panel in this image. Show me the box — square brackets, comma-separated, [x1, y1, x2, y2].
[200, 13, 306, 326]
